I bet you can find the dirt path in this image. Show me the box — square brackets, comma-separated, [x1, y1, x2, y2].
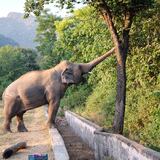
[56, 117, 95, 160]
[0, 101, 95, 160]
[0, 107, 53, 160]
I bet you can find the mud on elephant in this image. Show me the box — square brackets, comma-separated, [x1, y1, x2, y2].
[2, 48, 115, 132]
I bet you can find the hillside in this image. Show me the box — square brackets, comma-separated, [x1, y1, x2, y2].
[0, 12, 37, 48]
[0, 34, 19, 47]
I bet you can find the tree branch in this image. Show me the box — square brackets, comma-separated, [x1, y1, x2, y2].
[122, 10, 134, 59]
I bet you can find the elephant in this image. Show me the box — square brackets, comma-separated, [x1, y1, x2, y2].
[2, 47, 115, 132]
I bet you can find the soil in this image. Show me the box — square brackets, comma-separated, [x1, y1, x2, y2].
[56, 117, 95, 160]
[0, 107, 53, 160]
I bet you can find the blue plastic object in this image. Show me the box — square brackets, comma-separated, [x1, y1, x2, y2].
[28, 154, 48, 160]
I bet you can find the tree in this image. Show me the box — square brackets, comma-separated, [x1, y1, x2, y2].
[0, 46, 39, 97]
[35, 9, 61, 69]
[35, 9, 60, 56]
[24, 0, 156, 134]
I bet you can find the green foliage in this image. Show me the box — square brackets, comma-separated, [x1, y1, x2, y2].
[124, 5, 160, 150]
[35, 9, 60, 56]
[24, 0, 155, 18]
[60, 84, 92, 109]
[125, 45, 160, 149]
[34, 3, 159, 150]
[80, 62, 116, 127]
[55, 7, 113, 62]
[35, 9, 62, 69]
[0, 46, 39, 97]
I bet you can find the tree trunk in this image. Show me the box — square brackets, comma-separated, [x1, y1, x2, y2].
[98, 1, 126, 134]
[113, 48, 127, 134]
[113, 11, 134, 134]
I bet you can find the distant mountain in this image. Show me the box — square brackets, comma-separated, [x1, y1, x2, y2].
[0, 12, 37, 48]
[0, 34, 19, 47]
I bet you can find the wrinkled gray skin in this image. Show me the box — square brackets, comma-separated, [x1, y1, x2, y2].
[3, 48, 114, 132]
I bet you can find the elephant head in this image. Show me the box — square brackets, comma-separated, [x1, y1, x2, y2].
[60, 47, 115, 85]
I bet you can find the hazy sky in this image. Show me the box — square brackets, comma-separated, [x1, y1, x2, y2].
[0, 0, 71, 17]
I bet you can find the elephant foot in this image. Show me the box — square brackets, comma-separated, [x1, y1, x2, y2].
[51, 124, 57, 129]
[3, 124, 12, 133]
[46, 122, 57, 129]
[17, 125, 28, 132]
[4, 128, 12, 133]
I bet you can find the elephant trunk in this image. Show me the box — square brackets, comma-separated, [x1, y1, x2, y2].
[80, 47, 115, 73]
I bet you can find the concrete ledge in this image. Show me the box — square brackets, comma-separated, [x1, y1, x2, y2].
[66, 111, 103, 130]
[65, 110, 160, 160]
[44, 106, 69, 160]
[65, 111, 102, 150]
[49, 127, 69, 160]
[94, 131, 160, 160]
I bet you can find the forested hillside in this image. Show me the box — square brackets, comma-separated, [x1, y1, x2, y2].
[0, 34, 19, 47]
[0, 1, 159, 152]
[0, 12, 37, 48]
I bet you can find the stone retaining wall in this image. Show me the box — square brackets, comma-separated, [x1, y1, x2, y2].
[65, 111, 160, 160]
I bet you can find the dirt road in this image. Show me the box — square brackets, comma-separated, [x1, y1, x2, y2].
[0, 106, 53, 160]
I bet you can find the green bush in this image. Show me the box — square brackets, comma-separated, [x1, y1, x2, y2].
[60, 84, 92, 109]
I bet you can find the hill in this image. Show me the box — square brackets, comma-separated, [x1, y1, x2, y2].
[0, 12, 37, 48]
[0, 34, 19, 47]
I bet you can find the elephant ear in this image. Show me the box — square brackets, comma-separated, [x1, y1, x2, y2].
[61, 67, 74, 84]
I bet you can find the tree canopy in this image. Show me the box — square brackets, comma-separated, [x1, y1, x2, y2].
[0, 46, 39, 96]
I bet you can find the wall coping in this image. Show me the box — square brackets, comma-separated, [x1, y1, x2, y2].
[65, 111, 160, 160]
[66, 110, 103, 131]
[95, 130, 160, 159]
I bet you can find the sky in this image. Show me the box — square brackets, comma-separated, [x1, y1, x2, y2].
[0, 0, 73, 17]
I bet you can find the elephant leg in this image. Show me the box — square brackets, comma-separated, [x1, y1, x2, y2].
[16, 112, 28, 132]
[3, 98, 16, 133]
[3, 116, 12, 133]
[47, 100, 60, 128]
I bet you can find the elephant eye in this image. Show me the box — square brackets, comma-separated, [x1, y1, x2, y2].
[66, 68, 73, 74]
[81, 72, 83, 76]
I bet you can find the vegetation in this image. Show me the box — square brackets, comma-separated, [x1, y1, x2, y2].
[0, 46, 39, 97]
[34, 5, 159, 150]
[24, 0, 156, 134]
[0, 0, 159, 152]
